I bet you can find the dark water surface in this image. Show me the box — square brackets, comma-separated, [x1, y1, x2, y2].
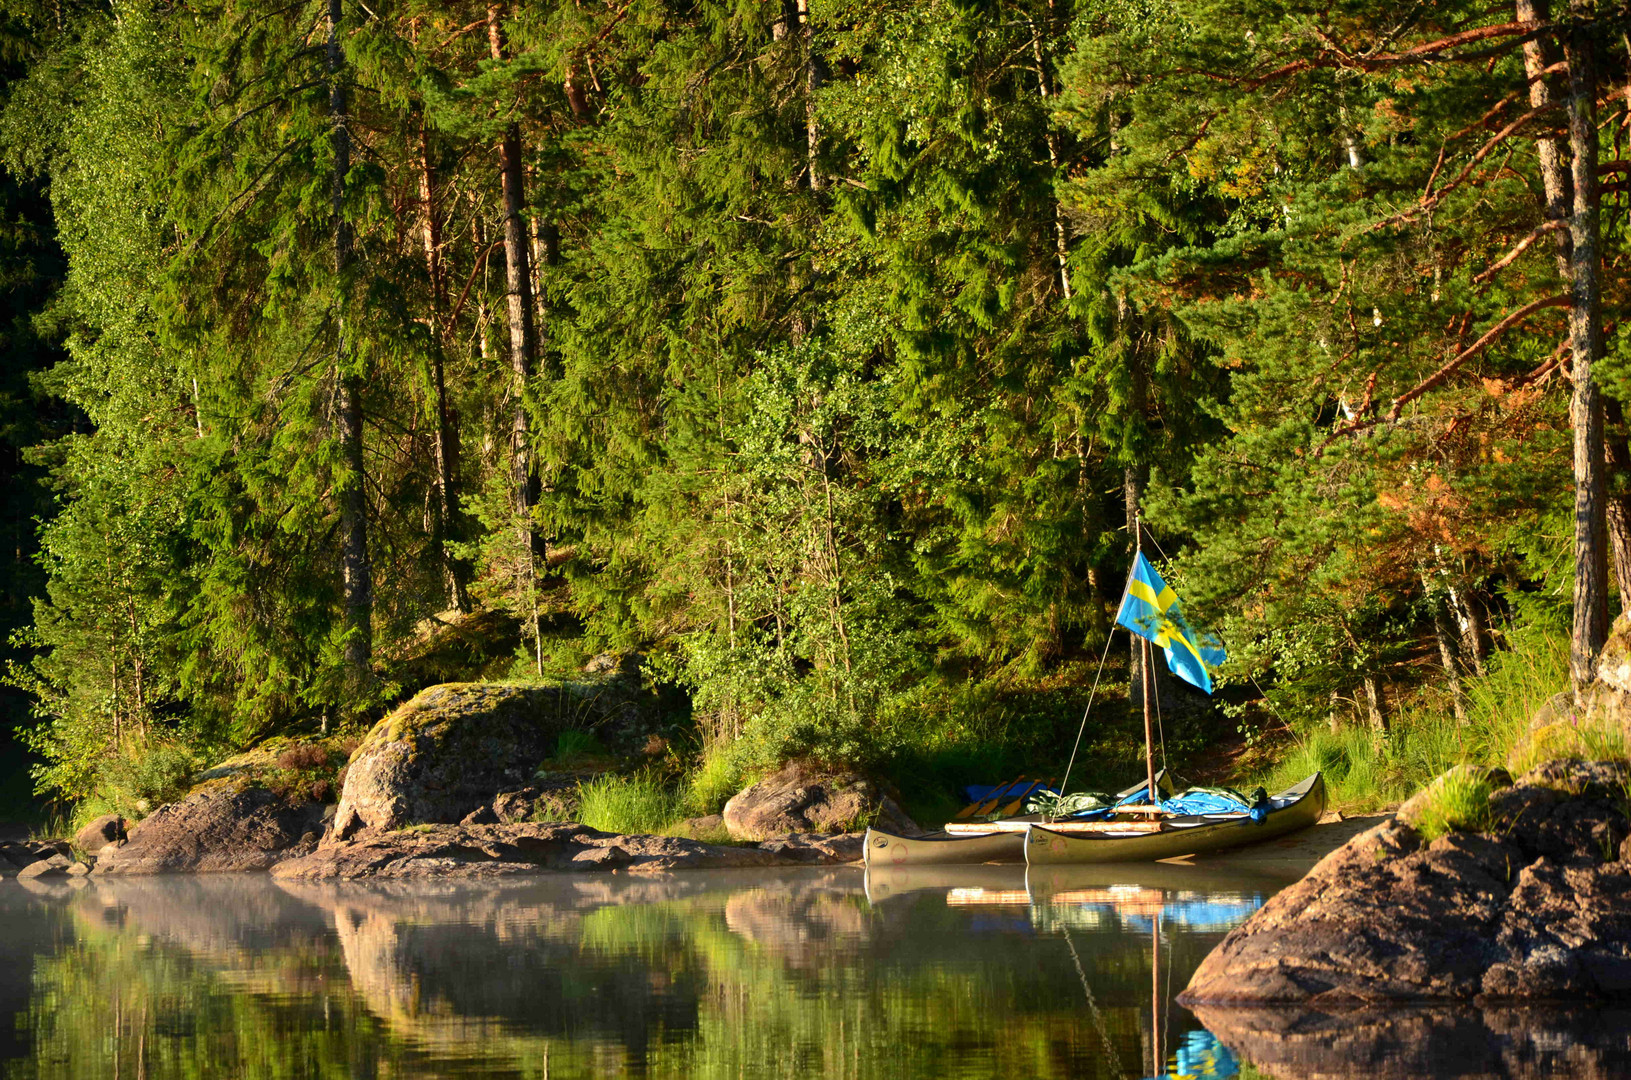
[0, 864, 1620, 1079]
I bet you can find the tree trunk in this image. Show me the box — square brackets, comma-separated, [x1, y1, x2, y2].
[330, 0, 372, 682]
[1363, 673, 1388, 735]
[1517, 0, 1572, 277]
[1565, 1, 1608, 691]
[774, 0, 822, 190]
[489, 3, 546, 670]
[1447, 580, 1491, 677]
[797, 0, 822, 191]
[1603, 399, 1631, 615]
[418, 113, 470, 614]
[1428, 587, 1468, 725]
[1028, 16, 1071, 300]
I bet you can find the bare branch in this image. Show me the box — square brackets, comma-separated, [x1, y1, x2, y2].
[1473, 219, 1568, 283]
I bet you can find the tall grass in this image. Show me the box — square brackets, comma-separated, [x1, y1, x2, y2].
[576, 772, 685, 835]
[1260, 606, 1574, 813]
[684, 744, 744, 816]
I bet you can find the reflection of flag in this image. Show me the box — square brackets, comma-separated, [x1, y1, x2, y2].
[1115, 553, 1225, 694]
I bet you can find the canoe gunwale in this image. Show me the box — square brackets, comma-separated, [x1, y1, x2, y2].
[1023, 772, 1327, 866]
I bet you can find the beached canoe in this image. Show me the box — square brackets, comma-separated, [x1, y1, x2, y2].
[1023, 773, 1325, 865]
[863, 827, 1026, 867]
[862, 771, 1176, 867]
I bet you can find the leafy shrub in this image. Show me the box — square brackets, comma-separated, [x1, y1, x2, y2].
[275, 743, 330, 771]
[265, 739, 346, 804]
[98, 742, 198, 819]
[576, 771, 684, 835]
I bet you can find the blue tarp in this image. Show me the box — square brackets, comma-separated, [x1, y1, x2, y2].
[1106, 782, 1269, 822]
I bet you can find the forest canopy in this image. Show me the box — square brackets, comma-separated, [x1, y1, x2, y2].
[0, 0, 1626, 812]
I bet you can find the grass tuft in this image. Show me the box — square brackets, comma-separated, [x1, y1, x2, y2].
[1413, 769, 1500, 841]
[683, 744, 744, 816]
[576, 771, 685, 835]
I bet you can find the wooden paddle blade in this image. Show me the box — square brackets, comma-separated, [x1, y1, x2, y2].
[995, 779, 1046, 818]
[972, 776, 1025, 818]
[955, 776, 1018, 819]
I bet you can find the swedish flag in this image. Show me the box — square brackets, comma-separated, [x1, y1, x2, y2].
[1115, 553, 1226, 694]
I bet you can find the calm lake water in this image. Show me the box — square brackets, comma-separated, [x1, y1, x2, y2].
[0, 864, 1623, 1079]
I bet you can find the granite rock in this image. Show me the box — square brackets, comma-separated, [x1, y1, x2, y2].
[94, 786, 327, 874]
[722, 763, 918, 841]
[1181, 760, 1631, 1004]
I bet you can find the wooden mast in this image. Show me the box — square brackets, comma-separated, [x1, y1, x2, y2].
[1136, 513, 1157, 806]
[1152, 906, 1163, 1079]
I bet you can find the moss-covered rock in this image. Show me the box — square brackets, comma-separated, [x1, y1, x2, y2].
[332, 681, 638, 838]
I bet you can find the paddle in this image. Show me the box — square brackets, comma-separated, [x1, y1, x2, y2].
[994, 776, 1057, 817]
[960, 776, 1025, 819]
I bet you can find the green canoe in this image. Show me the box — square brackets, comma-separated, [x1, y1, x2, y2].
[1024, 773, 1326, 865]
[862, 772, 1177, 868]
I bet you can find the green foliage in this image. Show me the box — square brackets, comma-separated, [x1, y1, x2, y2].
[93, 740, 197, 821]
[1259, 598, 1574, 813]
[576, 771, 686, 835]
[553, 729, 602, 763]
[684, 744, 745, 817]
[0, 0, 1623, 821]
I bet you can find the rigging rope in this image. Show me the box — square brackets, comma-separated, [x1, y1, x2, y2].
[1062, 923, 1127, 1080]
[1057, 626, 1118, 805]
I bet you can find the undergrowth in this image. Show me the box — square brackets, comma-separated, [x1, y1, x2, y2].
[1257, 601, 1576, 814]
[1412, 769, 1500, 841]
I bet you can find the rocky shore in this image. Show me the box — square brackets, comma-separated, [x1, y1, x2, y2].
[4, 680, 905, 882]
[1180, 756, 1631, 1006]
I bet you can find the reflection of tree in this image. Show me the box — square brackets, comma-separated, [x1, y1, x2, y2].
[11, 876, 1243, 1080]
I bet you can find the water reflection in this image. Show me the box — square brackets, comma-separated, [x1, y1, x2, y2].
[1191, 1003, 1631, 1079]
[5, 864, 1610, 1079]
[0, 866, 1269, 1079]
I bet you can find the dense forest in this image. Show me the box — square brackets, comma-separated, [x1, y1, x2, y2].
[0, 0, 1627, 819]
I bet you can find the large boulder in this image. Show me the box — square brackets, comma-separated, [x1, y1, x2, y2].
[94, 786, 328, 874]
[1180, 759, 1631, 1004]
[331, 682, 639, 838]
[721, 762, 918, 841]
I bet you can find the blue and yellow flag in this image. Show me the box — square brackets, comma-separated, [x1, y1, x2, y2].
[1115, 553, 1225, 694]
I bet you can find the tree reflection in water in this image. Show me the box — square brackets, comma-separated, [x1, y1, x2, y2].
[4, 865, 1530, 1080]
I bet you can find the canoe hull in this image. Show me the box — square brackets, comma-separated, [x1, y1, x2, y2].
[1024, 773, 1326, 866]
[863, 827, 1026, 866]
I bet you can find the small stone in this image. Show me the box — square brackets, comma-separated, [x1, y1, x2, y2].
[64, 862, 90, 877]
